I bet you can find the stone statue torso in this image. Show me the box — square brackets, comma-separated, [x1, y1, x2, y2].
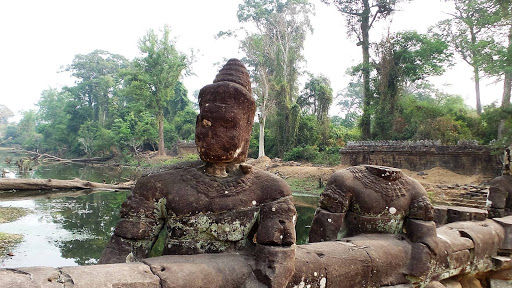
[118, 161, 293, 255]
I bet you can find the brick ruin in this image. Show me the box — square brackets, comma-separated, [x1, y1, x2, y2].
[340, 141, 502, 177]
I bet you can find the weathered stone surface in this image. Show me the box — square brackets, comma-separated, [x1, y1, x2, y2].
[408, 243, 432, 277]
[348, 234, 411, 286]
[0, 267, 62, 288]
[490, 279, 512, 288]
[308, 209, 345, 242]
[489, 268, 512, 281]
[404, 219, 437, 243]
[195, 58, 255, 164]
[434, 206, 448, 227]
[339, 141, 500, 177]
[459, 275, 483, 288]
[253, 245, 295, 288]
[425, 281, 446, 288]
[440, 278, 462, 288]
[61, 262, 160, 288]
[143, 253, 253, 288]
[445, 220, 505, 266]
[446, 206, 488, 223]
[309, 165, 434, 243]
[289, 245, 326, 288]
[493, 216, 512, 251]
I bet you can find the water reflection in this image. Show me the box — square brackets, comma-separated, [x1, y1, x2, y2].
[0, 149, 138, 183]
[0, 191, 318, 267]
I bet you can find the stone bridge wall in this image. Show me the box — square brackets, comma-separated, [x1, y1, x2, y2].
[340, 141, 502, 177]
[171, 140, 197, 156]
[3, 214, 512, 288]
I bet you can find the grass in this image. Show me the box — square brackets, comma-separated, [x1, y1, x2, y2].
[285, 177, 325, 196]
[0, 207, 30, 223]
[0, 207, 28, 260]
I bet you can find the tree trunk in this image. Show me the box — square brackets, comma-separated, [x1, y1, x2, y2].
[0, 178, 133, 191]
[502, 72, 511, 107]
[258, 112, 266, 158]
[157, 110, 165, 156]
[360, 2, 372, 140]
[474, 66, 482, 114]
[503, 24, 512, 107]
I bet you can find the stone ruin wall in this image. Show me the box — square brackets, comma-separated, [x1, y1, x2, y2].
[340, 141, 502, 177]
[170, 140, 197, 156]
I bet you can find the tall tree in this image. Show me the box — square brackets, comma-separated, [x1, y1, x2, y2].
[134, 26, 190, 156]
[240, 34, 274, 158]
[321, 0, 405, 139]
[0, 104, 14, 123]
[435, 0, 495, 114]
[298, 75, 333, 145]
[373, 31, 451, 139]
[238, 0, 313, 157]
[64, 50, 128, 127]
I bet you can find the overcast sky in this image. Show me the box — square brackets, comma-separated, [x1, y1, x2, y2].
[0, 0, 504, 122]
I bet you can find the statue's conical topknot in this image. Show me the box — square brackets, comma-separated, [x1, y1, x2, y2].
[213, 59, 252, 94]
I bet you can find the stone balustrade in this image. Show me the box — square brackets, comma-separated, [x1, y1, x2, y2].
[2, 216, 512, 288]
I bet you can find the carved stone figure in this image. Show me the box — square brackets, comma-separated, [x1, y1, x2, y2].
[488, 145, 512, 218]
[309, 165, 435, 243]
[99, 59, 297, 287]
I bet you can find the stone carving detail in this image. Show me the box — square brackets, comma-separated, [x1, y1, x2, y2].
[347, 165, 407, 199]
[488, 145, 512, 218]
[100, 59, 296, 288]
[309, 165, 435, 243]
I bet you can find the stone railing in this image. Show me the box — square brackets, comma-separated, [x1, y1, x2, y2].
[2, 214, 512, 288]
[340, 141, 501, 177]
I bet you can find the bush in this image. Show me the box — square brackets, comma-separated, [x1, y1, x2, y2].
[284, 146, 319, 162]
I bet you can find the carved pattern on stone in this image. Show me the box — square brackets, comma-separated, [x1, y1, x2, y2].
[347, 166, 407, 199]
[182, 168, 257, 198]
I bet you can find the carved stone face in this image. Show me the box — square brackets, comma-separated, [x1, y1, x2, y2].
[195, 59, 256, 163]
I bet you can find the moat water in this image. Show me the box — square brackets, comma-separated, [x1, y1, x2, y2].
[0, 149, 317, 268]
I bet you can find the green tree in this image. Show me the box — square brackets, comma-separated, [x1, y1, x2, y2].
[134, 26, 190, 156]
[64, 50, 128, 127]
[298, 74, 333, 146]
[238, 0, 314, 157]
[16, 110, 41, 151]
[0, 105, 14, 124]
[36, 89, 72, 155]
[321, 0, 407, 139]
[373, 31, 452, 139]
[434, 0, 496, 114]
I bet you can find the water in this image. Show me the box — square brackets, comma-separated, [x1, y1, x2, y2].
[0, 149, 318, 268]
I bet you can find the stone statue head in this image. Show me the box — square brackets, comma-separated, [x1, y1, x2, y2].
[195, 59, 256, 164]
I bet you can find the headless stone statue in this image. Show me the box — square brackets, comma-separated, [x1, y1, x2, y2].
[100, 59, 296, 287]
[309, 165, 435, 243]
[488, 145, 512, 218]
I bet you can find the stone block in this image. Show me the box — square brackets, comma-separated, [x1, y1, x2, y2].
[61, 262, 160, 288]
[446, 220, 505, 262]
[143, 253, 253, 288]
[434, 206, 448, 226]
[490, 279, 512, 288]
[290, 245, 327, 288]
[446, 206, 488, 223]
[294, 240, 372, 288]
[405, 219, 437, 243]
[489, 268, 512, 280]
[0, 267, 61, 288]
[493, 216, 512, 251]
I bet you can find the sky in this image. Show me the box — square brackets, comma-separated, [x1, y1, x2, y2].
[0, 0, 504, 122]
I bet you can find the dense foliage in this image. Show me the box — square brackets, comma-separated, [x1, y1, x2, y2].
[1, 0, 511, 164]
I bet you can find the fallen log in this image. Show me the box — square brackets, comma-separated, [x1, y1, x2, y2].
[0, 178, 134, 191]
